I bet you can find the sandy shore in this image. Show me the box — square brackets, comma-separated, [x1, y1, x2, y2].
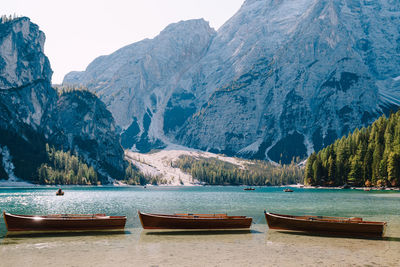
[1, 224, 400, 266]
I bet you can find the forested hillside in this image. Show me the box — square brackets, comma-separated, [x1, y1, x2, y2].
[305, 110, 400, 187]
[37, 145, 159, 185]
[173, 156, 303, 185]
[37, 145, 99, 185]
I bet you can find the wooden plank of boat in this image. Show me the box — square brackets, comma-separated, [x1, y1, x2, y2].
[138, 211, 252, 230]
[3, 211, 126, 232]
[264, 211, 387, 237]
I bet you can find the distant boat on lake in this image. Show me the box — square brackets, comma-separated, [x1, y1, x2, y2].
[3, 212, 126, 232]
[138, 211, 252, 229]
[264, 211, 386, 237]
[283, 188, 293, 192]
[244, 187, 255, 191]
[56, 188, 64, 196]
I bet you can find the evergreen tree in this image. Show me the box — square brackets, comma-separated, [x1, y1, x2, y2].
[305, 153, 316, 185]
[348, 154, 362, 185]
[327, 155, 336, 185]
[388, 152, 400, 186]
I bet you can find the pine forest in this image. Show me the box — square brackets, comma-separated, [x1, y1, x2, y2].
[305, 110, 400, 187]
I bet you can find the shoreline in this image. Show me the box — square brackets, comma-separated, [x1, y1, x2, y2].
[1, 180, 400, 192]
[300, 185, 400, 191]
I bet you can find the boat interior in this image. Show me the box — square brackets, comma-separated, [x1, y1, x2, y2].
[269, 213, 386, 225]
[6, 213, 125, 219]
[144, 213, 248, 219]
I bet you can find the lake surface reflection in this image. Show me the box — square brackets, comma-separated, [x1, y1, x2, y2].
[1, 186, 400, 266]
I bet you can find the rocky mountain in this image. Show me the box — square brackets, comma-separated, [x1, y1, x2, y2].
[44, 89, 125, 179]
[64, 19, 216, 151]
[64, 0, 400, 163]
[0, 17, 125, 182]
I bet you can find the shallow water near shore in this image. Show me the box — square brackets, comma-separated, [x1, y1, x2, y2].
[1, 186, 400, 266]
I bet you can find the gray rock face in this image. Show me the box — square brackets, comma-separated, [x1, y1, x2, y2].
[64, 19, 216, 151]
[0, 17, 125, 181]
[0, 17, 52, 90]
[179, 0, 400, 163]
[0, 17, 54, 132]
[64, 0, 400, 163]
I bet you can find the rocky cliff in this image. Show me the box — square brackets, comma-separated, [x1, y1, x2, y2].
[64, 0, 400, 163]
[0, 17, 125, 182]
[45, 90, 125, 178]
[178, 0, 400, 163]
[64, 19, 216, 151]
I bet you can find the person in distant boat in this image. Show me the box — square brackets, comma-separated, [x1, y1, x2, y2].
[56, 188, 64, 196]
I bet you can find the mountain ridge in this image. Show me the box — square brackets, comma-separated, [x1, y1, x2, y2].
[64, 18, 216, 152]
[63, 0, 400, 163]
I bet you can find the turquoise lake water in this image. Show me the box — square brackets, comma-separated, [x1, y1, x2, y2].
[1, 186, 400, 237]
[1, 186, 400, 266]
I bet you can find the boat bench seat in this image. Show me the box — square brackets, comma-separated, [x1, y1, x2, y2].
[308, 217, 363, 222]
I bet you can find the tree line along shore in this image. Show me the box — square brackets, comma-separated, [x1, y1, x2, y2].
[305, 110, 400, 187]
[3, 110, 399, 187]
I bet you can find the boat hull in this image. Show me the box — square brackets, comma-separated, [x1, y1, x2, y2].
[139, 212, 252, 230]
[265, 212, 386, 237]
[3, 212, 126, 232]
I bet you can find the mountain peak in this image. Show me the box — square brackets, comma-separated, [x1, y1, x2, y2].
[62, 0, 400, 163]
[0, 16, 52, 90]
[160, 18, 215, 36]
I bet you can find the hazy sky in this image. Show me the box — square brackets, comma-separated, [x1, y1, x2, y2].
[3, 0, 245, 84]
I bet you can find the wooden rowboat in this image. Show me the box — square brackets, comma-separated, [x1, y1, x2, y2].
[244, 187, 255, 191]
[3, 211, 126, 232]
[264, 211, 386, 237]
[138, 211, 252, 229]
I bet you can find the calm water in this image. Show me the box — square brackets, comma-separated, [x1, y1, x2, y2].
[1, 186, 400, 236]
[1, 186, 400, 266]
